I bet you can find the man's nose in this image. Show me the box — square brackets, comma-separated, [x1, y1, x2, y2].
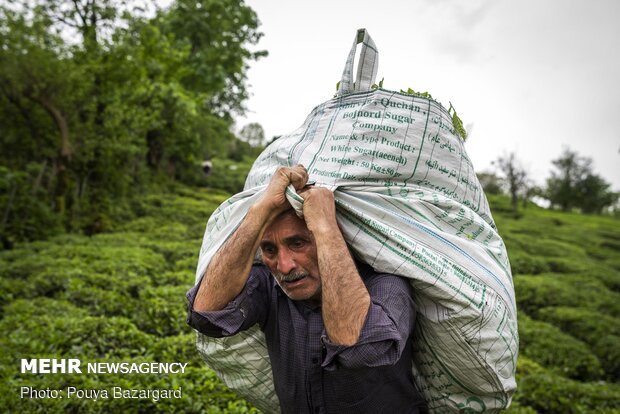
[276, 249, 296, 274]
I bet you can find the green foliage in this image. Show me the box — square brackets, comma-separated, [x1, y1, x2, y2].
[239, 123, 266, 147]
[537, 306, 620, 380]
[507, 251, 550, 276]
[504, 402, 539, 414]
[545, 148, 618, 213]
[398, 88, 467, 141]
[0, 165, 62, 248]
[448, 102, 467, 141]
[135, 285, 193, 336]
[399, 87, 434, 100]
[517, 313, 603, 380]
[487, 194, 620, 411]
[204, 156, 257, 194]
[0, 186, 259, 412]
[514, 273, 620, 318]
[0, 298, 151, 359]
[0, 0, 265, 242]
[513, 357, 620, 414]
[477, 171, 504, 195]
[495, 153, 530, 215]
[342, 81, 468, 141]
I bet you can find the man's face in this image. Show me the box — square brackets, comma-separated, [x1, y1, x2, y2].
[260, 211, 321, 302]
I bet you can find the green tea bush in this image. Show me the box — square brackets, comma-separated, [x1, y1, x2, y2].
[537, 306, 620, 380]
[606, 256, 620, 272]
[1, 299, 151, 359]
[157, 270, 195, 287]
[504, 402, 539, 414]
[593, 334, 620, 382]
[508, 252, 550, 275]
[64, 283, 139, 317]
[3, 239, 168, 282]
[75, 245, 167, 278]
[132, 194, 215, 229]
[585, 231, 620, 262]
[204, 157, 255, 194]
[514, 357, 620, 414]
[519, 238, 586, 258]
[543, 256, 591, 274]
[118, 216, 182, 238]
[577, 263, 620, 292]
[514, 274, 620, 318]
[2, 252, 77, 280]
[135, 285, 192, 336]
[144, 239, 197, 265]
[518, 314, 603, 380]
[63, 269, 150, 299]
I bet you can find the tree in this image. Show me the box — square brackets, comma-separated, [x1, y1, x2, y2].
[575, 173, 618, 214]
[546, 148, 617, 214]
[477, 171, 503, 195]
[496, 153, 529, 214]
[239, 122, 265, 147]
[0, 0, 266, 241]
[546, 149, 589, 212]
[161, 0, 267, 118]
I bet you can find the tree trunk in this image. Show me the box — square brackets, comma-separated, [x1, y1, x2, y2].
[30, 95, 72, 159]
[32, 160, 48, 194]
[146, 129, 164, 169]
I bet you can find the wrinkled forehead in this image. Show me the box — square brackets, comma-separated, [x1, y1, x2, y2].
[262, 210, 311, 242]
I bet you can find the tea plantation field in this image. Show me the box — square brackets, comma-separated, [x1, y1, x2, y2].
[0, 187, 618, 413]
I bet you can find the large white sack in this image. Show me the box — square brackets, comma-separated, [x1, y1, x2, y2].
[194, 29, 518, 413]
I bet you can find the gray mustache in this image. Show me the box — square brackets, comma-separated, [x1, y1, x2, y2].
[274, 271, 309, 282]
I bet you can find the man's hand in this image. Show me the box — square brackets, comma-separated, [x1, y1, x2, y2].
[299, 186, 338, 234]
[258, 165, 309, 216]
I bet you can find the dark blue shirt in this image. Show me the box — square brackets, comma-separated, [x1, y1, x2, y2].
[186, 262, 427, 414]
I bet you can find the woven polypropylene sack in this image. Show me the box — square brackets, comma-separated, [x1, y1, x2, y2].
[195, 29, 518, 413]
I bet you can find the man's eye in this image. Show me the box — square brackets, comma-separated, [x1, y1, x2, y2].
[290, 240, 305, 249]
[262, 246, 276, 255]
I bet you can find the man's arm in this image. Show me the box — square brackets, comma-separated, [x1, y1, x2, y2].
[301, 187, 371, 346]
[193, 165, 309, 312]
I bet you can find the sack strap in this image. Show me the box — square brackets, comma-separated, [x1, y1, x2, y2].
[337, 28, 379, 96]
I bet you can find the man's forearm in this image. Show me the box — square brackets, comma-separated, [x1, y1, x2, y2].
[314, 226, 371, 346]
[194, 201, 276, 312]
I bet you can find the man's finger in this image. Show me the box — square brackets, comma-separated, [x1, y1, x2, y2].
[289, 165, 309, 190]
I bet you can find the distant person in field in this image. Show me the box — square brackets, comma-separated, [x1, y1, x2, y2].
[186, 165, 427, 413]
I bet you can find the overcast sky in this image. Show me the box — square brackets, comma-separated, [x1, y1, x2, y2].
[230, 0, 619, 190]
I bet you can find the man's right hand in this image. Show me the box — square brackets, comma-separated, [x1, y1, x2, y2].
[258, 165, 309, 215]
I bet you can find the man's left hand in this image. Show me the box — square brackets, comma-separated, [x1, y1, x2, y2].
[299, 187, 338, 235]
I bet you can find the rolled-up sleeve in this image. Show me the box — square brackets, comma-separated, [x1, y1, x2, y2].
[186, 265, 271, 337]
[321, 274, 415, 370]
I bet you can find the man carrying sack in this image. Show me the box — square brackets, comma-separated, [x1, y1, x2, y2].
[187, 164, 428, 413]
[189, 29, 517, 413]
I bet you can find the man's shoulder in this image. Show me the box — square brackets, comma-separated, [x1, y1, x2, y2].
[250, 263, 278, 288]
[356, 261, 412, 292]
[251, 262, 271, 275]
